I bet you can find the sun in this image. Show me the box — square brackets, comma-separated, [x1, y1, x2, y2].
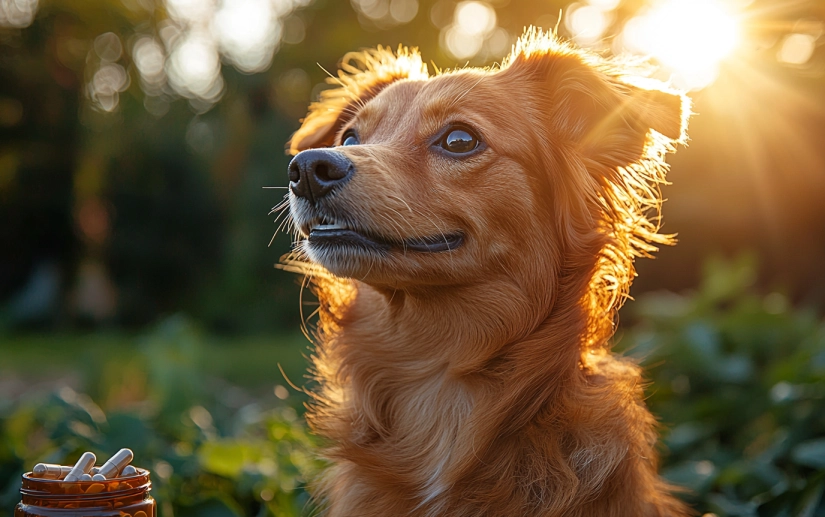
[622, 0, 742, 89]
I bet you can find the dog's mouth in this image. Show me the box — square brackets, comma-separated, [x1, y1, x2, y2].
[305, 216, 464, 253]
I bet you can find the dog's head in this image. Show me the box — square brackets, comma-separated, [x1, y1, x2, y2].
[286, 29, 688, 304]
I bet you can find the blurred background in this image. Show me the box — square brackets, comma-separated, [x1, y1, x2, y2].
[1, 0, 824, 515]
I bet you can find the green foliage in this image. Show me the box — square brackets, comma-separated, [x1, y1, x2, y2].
[0, 318, 321, 517]
[620, 254, 825, 516]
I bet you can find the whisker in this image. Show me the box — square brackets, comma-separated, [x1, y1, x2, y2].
[270, 203, 291, 227]
[269, 199, 290, 216]
[270, 219, 288, 247]
[388, 193, 458, 274]
[318, 63, 348, 92]
[298, 271, 313, 343]
[271, 213, 293, 245]
[360, 252, 376, 281]
[386, 195, 425, 256]
[389, 194, 415, 216]
[421, 205, 459, 275]
[374, 208, 410, 255]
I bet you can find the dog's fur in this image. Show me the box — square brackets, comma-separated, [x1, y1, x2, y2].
[284, 29, 691, 517]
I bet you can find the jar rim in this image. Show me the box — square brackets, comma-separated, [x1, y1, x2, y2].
[20, 468, 152, 501]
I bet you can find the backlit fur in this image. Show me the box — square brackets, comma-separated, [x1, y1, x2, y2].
[284, 28, 692, 517]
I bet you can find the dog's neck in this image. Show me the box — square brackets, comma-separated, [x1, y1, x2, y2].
[309, 270, 625, 513]
[308, 265, 688, 516]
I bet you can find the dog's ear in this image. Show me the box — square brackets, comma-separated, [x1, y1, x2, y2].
[288, 47, 428, 155]
[500, 30, 689, 168]
[552, 67, 687, 170]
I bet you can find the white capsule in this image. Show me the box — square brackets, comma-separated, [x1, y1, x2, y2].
[80, 473, 93, 481]
[32, 464, 72, 480]
[120, 465, 138, 477]
[92, 473, 107, 481]
[97, 448, 134, 479]
[64, 452, 96, 482]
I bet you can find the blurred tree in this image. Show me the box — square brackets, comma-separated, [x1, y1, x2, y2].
[1, 0, 823, 333]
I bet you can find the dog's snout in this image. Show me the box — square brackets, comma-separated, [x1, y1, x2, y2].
[288, 149, 355, 203]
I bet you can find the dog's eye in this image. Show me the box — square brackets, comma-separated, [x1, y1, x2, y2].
[440, 128, 479, 154]
[342, 130, 359, 146]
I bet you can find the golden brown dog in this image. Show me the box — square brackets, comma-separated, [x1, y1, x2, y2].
[284, 28, 691, 517]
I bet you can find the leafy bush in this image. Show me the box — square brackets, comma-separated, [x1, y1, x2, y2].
[621, 254, 825, 516]
[2, 257, 824, 516]
[0, 317, 320, 517]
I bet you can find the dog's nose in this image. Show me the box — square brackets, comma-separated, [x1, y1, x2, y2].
[288, 149, 355, 204]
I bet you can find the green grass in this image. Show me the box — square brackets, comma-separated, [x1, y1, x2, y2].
[0, 331, 312, 392]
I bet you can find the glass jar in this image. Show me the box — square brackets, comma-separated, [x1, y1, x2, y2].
[16, 468, 156, 517]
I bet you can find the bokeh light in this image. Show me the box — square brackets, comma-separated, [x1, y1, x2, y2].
[165, 0, 213, 25]
[74, 0, 313, 113]
[587, 0, 620, 10]
[486, 26, 511, 56]
[91, 63, 130, 112]
[167, 31, 224, 102]
[87, 33, 131, 112]
[619, 0, 741, 90]
[351, 0, 420, 28]
[0, 0, 38, 28]
[390, 0, 419, 23]
[442, 1, 499, 61]
[94, 32, 123, 62]
[566, 4, 611, 46]
[214, 0, 283, 73]
[132, 37, 167, 94]
[281, 16, 306, 45]
[777, 33, 817, 65]
[455, 1, 496, 35]
[85, 0, 312, 112]
[352, 0, 389, 21]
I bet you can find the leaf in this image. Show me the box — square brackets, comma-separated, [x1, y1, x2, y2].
[684, 322, 721, 360]
[664, 422, 714, 452]
[198, 440, 273, 479]
[791, 439, 825, 470]
[794, 476, 825, 517]
[662, 461, 717, 492]
[100, 413, 155, 455]
[707, 493, 758, 517]
[176, 496, 244, 517]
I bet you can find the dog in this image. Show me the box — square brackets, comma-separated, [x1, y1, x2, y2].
[283, 27, 691, 517]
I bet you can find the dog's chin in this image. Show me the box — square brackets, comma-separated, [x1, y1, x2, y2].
[302, 226, 464, 280]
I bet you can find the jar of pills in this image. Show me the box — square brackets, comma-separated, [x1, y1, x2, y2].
[15, 468, 156, 517]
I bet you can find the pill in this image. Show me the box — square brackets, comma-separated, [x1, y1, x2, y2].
[80, 473, 93, 481]
[97, 448, 134, 479]
[63, 484, 83, 494]
[134, 511, 147, 517]
[92, 473, 107, 481]
[120, 465, 138, 477]
[86, 483, 106, 494]
[64, 452, 96, 482]
[32, 464, 72, 480]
